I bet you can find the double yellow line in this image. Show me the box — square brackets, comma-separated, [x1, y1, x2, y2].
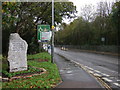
[95, 76, 112, 90]
[72, 61, 112, 90]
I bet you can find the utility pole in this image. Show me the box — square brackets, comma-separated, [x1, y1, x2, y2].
[51, 0, 54, 63]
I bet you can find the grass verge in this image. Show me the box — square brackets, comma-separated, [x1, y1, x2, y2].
[2, 52, 61, 88]
[27, 52, 51, 62]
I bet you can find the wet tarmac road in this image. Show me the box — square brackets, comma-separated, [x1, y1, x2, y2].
[54, 47, 119, 89]
[54, 54, 104, 88]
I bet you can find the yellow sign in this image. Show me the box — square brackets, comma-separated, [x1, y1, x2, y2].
[51, 26, 55, 30]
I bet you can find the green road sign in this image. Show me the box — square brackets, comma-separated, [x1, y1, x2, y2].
[37, 25, 51, 42]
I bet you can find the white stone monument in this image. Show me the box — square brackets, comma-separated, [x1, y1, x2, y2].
[8, 33, 28, 72]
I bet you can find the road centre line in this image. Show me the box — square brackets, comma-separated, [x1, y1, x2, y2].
[102, 77, 112, 82]
[113, 83, 120, 87]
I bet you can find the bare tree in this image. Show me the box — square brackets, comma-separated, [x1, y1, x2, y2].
[81, 4, 96, 22]
[97, 1, 114, 17]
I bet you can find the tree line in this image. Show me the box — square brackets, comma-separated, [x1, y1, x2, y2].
[55, 1, 120, 47]
[2, 1, 77, 55]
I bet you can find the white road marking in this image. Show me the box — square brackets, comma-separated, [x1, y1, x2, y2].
[113, 83, 120, 87]
[84, 66, 111, 78]
[84, 66, 88, 68]
[76, 62, 80, 65]
[94, 73, 102, 77]
[117, 80, 120, 81]
[94, 70, 101, 73]
[101, 73, 110, 77]
[60, 70, 64, 72]
[85, 66, 94, 70]
[102, 77, 112, 82]
[64, 59, 120, 88]
[89, 71, 94, 74]
[67, 71, 72, 74]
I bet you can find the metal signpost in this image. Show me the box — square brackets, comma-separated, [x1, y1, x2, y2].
[51, 0, 54, 63]
[37, 0, 54, 63]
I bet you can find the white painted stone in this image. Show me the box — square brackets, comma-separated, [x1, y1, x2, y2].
[8, 33, 28, 72]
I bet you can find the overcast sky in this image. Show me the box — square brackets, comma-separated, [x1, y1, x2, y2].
[62, 0, 117, 24]
[70, 0, 116, 15]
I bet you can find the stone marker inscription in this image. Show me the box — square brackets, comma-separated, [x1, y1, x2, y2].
[11, 42, 25, 51]
[8, 33, 28, 72]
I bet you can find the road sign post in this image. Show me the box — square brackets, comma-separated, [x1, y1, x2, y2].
[51, 0, 54, 63]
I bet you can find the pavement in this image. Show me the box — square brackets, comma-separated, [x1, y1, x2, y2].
[54, 54, 105, 89]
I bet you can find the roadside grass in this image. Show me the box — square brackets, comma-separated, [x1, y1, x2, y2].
[2, 52, 61, 88]
[27, 52, 51, 62]
[2, 66, 42, 78]
[2, 56, 8, 71]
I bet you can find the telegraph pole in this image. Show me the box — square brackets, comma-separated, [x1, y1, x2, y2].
[51, 0, 54, 63]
